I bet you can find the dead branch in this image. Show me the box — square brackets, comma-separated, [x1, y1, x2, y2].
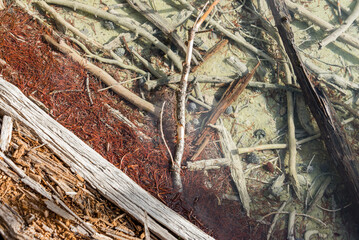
[45, 0, 183, 71]
[209, 123, 251, 216]
[43, 34, 159, 116]
[124, 0, 202, 64]
[172, 0, 219, 192]
[237, 133, 321, 154]
[177, 0, 275, 63]
[320, 1, 359, 48]
[285, 0, 359, 50]
[268, 0, 359, 215]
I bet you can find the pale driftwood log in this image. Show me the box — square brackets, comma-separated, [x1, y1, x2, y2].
[0, 115, 12, 152]
[0, 78, 213, 240]
[0, 203, 30, 240]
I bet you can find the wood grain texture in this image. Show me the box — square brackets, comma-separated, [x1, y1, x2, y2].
[0, 78, 213, 240]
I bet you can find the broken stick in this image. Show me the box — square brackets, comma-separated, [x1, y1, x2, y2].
[173, 0, 219, 192]
[43, 35, 158, 116]
[320, 1, 359, 48]
[192, 62, 260, 161]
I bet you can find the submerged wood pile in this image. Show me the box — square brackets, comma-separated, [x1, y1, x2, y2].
[0, 0, 359, 239]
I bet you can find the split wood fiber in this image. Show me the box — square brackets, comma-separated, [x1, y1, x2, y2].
[0, 78, 213, 240]
[192, 62, 260, 160]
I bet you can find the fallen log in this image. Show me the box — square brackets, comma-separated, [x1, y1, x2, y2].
[267, 0, 359, 212]
[0, 78, 213, 240]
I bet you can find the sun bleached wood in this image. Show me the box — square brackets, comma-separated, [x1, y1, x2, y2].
[0, 115, 13, 152]
[0, 203, 31, 240]
[0, 78, 213, 240]
[209, 123, 251, 216]
[320, 1, 359, 48]
[285, 0, 359, 50]
[0, 0, 5, 10]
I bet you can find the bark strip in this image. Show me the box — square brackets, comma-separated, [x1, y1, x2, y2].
[192, 62, 260, 160]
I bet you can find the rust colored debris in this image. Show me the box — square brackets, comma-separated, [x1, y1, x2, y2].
[0, 4, 282, 239]
[0, 4, 172, 204]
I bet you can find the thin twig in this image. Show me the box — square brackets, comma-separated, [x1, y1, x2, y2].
[331, 99, 359, 119]
[144, 74, 301, 92]
[45, 0, 183, 71]
[160, 102, 174, 165]
[35, 1, 102, 49]
[172, 0, 220, 192]
[85, 75, 93, 105]
[177, 0, 275, 63]
[70, 37, 146, 75]
[237, 133, 321, 154]
[259, 211, 327, 227]
[326, 0, 359, 24]
[36, 1, 145, 75]
[316, 203, 351, 212]
[98, 76, 144, 92]
[124, 0, 202, 64]
[43, 35, 158, 115]
[267, 201, 288, 240]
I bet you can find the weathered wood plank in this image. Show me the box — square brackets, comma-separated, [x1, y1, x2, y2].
[0, 78, 213, 240]
[0, 115, 12, 152]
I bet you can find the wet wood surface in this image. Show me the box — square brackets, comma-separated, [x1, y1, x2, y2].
[267, 0, 359, 212]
